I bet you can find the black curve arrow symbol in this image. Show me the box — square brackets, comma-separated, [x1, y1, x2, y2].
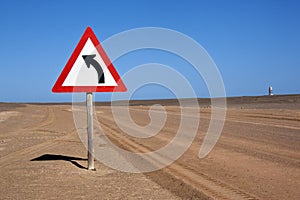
[82, 54, 105, 84]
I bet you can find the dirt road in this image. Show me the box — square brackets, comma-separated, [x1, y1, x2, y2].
[0, 95, 299, 199]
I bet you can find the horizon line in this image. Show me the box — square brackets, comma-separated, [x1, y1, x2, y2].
[0, 93, 299, 104]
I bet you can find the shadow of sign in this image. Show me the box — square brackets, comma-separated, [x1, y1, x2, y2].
[31, 154, 87, 169]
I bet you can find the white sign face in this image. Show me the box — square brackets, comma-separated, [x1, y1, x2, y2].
[62, 38, 117, 87]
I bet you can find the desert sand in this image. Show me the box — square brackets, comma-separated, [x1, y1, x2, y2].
[0, 95, 299, 199]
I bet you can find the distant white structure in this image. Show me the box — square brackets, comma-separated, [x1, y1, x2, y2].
[269, 86, 273, 96]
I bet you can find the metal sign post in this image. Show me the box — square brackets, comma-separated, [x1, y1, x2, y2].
[86, 92, 94, 170]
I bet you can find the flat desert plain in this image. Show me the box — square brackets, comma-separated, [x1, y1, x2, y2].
[0, 95, 299, 199]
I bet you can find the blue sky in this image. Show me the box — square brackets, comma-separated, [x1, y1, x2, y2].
[0, 0, 299, 102]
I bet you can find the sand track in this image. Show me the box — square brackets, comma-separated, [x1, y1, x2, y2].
[96, 104, 299, 199]
[99, 116, 258, 199]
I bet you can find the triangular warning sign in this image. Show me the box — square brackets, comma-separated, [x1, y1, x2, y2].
[52, 27, 127, 93]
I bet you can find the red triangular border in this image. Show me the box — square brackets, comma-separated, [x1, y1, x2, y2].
[52, 27, 127, 93]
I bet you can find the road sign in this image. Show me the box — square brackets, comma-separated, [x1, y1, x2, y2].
[52, 27, 127, 93]
[52, 27, 127, 170]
